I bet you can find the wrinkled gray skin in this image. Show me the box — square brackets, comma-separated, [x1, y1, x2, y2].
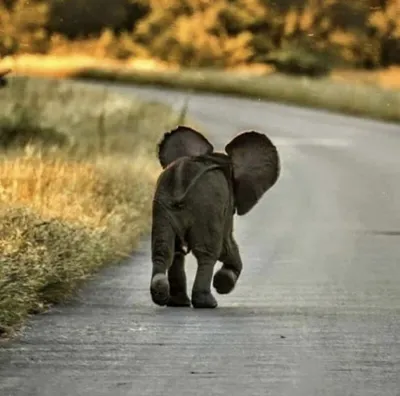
[150, 126, 280, 308]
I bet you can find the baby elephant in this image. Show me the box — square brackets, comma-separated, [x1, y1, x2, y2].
[150, 126, 280, 308]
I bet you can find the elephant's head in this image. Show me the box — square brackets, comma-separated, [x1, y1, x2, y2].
[157, 125, 280, 215]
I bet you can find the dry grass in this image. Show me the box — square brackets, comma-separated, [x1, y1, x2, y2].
[0, 76, 190, 338]
[5, 53, 400, 88]
[0, 150, 158, 233]
[0, 152, 103, 227]
[0, 151, 158, 335]
[0, 54, 176, 78]
[332, 66, 400, 91]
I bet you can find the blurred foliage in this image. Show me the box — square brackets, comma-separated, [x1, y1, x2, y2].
[0, 0, 399, 75]
[0, 0, 50, 56]
[47, 0, 149, 38]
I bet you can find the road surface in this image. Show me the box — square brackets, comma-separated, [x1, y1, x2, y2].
[1, 83, 400, 396]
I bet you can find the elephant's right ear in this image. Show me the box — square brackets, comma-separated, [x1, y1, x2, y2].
[157, 125, 214, 168]
[225, 131, 280, 215]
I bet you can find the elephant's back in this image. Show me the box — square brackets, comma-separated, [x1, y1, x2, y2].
[187, 164, 230, 203]
[182, 158, 233, 219]
[156, 156, 232, 213]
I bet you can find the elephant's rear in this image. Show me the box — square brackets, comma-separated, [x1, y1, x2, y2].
[185, 164, 233, 258]
[152, 157, 233, 257]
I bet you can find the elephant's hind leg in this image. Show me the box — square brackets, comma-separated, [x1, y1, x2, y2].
[167, 245, 191, 307]
[213, 236, 243, 295]
[191, 250, 218, 309]
[150, 217, 175, 307]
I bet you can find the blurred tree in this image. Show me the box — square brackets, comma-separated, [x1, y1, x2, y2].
[47, 0, 149, 38]
[367, 0, 400, 67]
[2, 0, 16, 10]
[133, 0, 259, 67]
[0, 0, 50, 56]
[0, 0, 398, 72]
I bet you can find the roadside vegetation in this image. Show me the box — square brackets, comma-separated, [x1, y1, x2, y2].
[0, 76, 189, 338]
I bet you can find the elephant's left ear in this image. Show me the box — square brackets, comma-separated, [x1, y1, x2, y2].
[225, 131, 280, 215]
[157, 125, 214, 168]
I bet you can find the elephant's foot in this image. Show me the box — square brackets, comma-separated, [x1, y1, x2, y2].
[213, 268, 238, 294]
[150, 274, 170, 306]
[167, 293, 191, 307]
[191, 291, 218, 309]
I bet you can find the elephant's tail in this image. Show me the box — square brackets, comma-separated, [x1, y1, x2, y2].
[152, 197, 189, 255]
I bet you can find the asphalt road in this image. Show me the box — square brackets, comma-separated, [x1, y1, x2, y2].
[1, 83, 400, 396]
